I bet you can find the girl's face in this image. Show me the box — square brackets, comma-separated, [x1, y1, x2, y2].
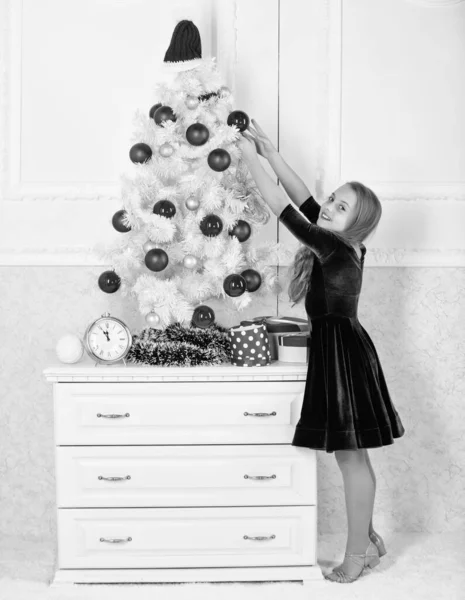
[317, 184, 358, 232]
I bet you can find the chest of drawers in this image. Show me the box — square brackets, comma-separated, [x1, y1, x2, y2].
[43, 357, 321, 586]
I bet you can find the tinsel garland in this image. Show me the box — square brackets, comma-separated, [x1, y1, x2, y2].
[127, 322, 231, 366]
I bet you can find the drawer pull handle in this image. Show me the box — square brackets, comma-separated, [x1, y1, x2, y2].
[244, 474, 276, 480]
[96, 413, 130, 419]
[100, 537, 132, 544]
[243, 411, 276, 417]
[98, 476, 131, 481]
[243, 535, 276, 541]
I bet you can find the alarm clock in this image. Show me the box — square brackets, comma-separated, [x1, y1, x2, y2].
[84, 313, 132, 365]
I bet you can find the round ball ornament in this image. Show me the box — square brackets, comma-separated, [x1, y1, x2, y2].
[186, 123, 210, 146]
[229, 220, 251, 242]
[218, 86, 231, 99]
[223, 273, 247, 298]
[153, 105, 176, 125]
[153, 200, 176, 219]
[145, 312, 160, 327]
[185, 95, 200, 110]
[55, 334, 84, 364]
[98, 270, 121, 294]
[192, 305, 215, 328]
[227, 110, 250, 132]
[183, 255, 198, 269]
[112, 209, 131, 233]
[185, 197, 200, 211]
[207, 148, 231, 172]
[129, 143, 152, 164]
[149, 103, 162, 118]
[84, 312, 132, 365]
[241, 268, 262, 292]
[159, 143, 174, 158]
[143, 240, 157, 253]
[200, 214, 223, 237]
[145, 248, 169, 272]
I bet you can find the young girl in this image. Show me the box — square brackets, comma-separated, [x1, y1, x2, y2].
[238, 120, 405, 584]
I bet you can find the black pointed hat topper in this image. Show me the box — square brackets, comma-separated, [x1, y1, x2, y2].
[164, 20, 202, 70]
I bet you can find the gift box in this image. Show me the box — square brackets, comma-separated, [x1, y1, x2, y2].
[240, 316, 310, 361]
[228, 323, 271, 367]
[278, 332, 310, 363]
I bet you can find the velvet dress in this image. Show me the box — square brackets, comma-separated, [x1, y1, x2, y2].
[279, 197, 405, 453]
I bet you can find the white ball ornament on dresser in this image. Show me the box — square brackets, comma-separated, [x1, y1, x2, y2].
[55, 334, 84, 364]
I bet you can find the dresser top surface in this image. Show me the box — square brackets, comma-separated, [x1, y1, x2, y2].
[43, 352, 308, 382]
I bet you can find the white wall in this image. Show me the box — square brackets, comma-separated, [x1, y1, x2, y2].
[1, 0, 464, 542]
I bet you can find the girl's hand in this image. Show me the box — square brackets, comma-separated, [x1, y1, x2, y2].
[248, 119, 277, 160]
[237, 131, 259, 165]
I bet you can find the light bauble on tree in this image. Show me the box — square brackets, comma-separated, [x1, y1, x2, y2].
[227, 110, 250, 132]
[159, 143, 174, 157]
[207, 149, 231, 172]
[186, 123, 209, 146]
[185, 95, 199, 110]
[185, 197, 200, 211]
[112, 209, 131, 232]
[223, 274, 246, 297]
[153, 105, 176, 125]
[241, 269, 261, 292]
[98, 270, 121, 293]
[229, 220, 251, 242]
[153, 200, 176, 218]
[145, 248, 169, 272]
[192, 305, 215, 328]
[200, 214, 223, 237]
[129, 143, 152, 164]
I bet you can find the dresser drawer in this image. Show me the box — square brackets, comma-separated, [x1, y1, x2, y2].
[57, 506, 316, 569]
[54, 382, 304, 445]
[55, 445, 316, 508]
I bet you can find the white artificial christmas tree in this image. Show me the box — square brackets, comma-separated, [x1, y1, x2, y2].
[98, 20, 284, 331]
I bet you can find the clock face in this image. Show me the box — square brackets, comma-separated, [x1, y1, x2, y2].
[87, 318, 130, 362]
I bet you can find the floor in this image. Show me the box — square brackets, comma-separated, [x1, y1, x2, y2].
[0, 532, 464, 600]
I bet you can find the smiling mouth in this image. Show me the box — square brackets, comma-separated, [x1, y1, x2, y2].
[320, 212, 331, 221]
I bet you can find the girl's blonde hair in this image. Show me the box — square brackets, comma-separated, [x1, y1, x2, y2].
[288, 181, 382, 305]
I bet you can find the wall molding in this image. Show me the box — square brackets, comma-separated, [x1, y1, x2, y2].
[405, 0, 465, 6]
[324, 0, 465, 202]
[1, 247, 465, 267]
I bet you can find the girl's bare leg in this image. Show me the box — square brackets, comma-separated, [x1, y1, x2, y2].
[362, 448, 376, 537]
[334, 449, 375, 558]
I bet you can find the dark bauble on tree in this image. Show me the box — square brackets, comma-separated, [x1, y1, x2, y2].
[207, 148, 231, 172]
[153, 200, 176, 219]
[129, 143, 152, 164]
[149, 103, 162, 118]
[98, 270, 121, 294]
[223, 274, 247, 298]
[227, 110, 250, 132]
[199, 214, 223, 237]
[154, 105, 177, 125]
[186, 123, 210, 146]
[145, 248, 169, 272]
[241, 269, 262, 292]
[192, 305, 216, 329]
[229, 220, 251, 242]
[112, 209, 131, 232]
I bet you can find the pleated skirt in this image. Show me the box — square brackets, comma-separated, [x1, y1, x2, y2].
[292, 314, 405, 453]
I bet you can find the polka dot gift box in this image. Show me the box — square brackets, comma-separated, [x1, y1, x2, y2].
[228, 324, 271, 367]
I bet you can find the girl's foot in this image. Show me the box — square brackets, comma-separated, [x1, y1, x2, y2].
[325, 541, 380, 583]
[332, 530, 386, 575]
